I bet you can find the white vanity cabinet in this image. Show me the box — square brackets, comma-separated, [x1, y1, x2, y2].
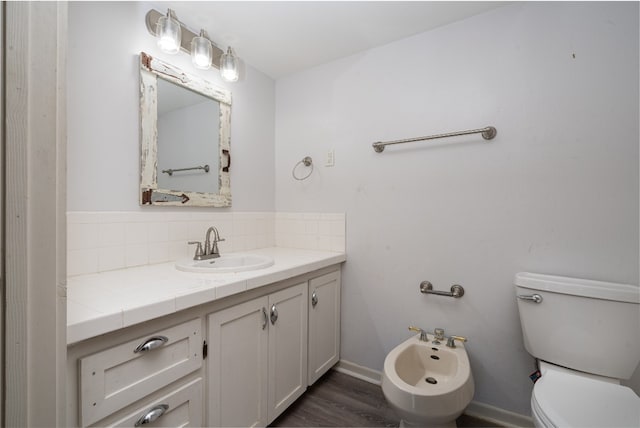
[308, 270, 341, 385]
[68, 264, 342, 428]
[207, 282, 308, 426]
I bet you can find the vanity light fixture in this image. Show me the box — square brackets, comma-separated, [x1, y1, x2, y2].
[220, 47, 239, 82]
[191, 30, 212, 70]
[156, 9, 181, 54]
[146, 8, 241, 82]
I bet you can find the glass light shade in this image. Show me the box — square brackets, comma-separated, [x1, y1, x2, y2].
[191, 31, 212, 70]
[156, 10, 181, 54]
[220, 47, 239, 82]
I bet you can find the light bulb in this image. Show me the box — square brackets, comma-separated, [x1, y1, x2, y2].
[220, 46, 239, 82]
[191, 30, 212, 70]
[156, 9, 181, 54]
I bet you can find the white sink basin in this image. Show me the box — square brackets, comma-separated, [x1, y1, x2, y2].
[175, 254, 274, 273]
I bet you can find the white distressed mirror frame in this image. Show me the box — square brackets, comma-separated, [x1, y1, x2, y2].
[139, 52, 232, 207]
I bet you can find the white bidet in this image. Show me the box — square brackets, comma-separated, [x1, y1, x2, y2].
[381, 330, 474, 427]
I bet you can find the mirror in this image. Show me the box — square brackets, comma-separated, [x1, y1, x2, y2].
[139, 52, 231, 206]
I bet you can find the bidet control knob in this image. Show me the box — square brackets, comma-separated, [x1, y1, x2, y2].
[446, 335, 467, 348]
[408, 326, 429, 342]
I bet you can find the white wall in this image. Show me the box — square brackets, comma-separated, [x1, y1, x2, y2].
[67, 1, 275, 212]
[275, 2, 639, 415]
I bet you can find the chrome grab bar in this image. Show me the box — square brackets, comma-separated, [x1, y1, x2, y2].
[517, 294, 543, 303]
[419, 281, 465, 298]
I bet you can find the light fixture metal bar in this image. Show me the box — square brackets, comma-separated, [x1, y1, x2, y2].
[145, 9, 224, 68]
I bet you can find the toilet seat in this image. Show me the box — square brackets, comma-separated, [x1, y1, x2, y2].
[532, 367, 640, 428]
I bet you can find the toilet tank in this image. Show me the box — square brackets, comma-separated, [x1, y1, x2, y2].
[514, 272, 640, 380]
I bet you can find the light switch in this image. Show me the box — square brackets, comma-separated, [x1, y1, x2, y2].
[325, 149, 335, 167]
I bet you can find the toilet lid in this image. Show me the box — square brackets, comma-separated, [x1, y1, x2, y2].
[532, 369, 640, 428]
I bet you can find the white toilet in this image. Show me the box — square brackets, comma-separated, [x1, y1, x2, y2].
[515, 272, 640, 428]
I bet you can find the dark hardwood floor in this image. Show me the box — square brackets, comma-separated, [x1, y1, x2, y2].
[270, 370, 501, 427]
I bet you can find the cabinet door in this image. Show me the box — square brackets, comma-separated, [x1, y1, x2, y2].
[208, 297, 269, 427]
[308, 271, 341, 385]
[267, 282, 308, 423]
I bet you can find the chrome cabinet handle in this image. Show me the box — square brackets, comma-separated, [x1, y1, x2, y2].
[270, 304, 278, 325]
[517, 294, 543, 303]
[134, 335, 169, 353]
[134, 404, 169, 426]
[311, 291, 318, 307]
[262, 307, 268, 330]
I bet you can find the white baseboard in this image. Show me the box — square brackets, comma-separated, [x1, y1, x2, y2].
[334, 359, 382, 385]
[465, 401, 533, 428]
[334, 359, 533, 428]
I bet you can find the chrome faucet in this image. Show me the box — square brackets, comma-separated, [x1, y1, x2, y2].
[188, 226, 225, 260]
[204, 226, 225, 258]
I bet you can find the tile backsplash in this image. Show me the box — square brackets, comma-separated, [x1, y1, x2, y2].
[67, 211, 345, 276]
[275, 213, 345, 252]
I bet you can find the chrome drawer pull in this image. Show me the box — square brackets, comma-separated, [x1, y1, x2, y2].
[311, 291, 318, 307]
[517, 294, 543, 303]
[135, 404, 169, 426]
[270, 304, 278, 325]
[134, 335, 169, 353]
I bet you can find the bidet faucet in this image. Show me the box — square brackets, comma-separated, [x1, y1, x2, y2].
[408, 326, 429, 342]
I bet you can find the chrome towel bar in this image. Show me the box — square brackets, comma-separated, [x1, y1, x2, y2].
[162, 164, 210, 176]
[372, 126, 496, 153]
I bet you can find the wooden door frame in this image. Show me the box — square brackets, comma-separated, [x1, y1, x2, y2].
[3, 2, 67, 426]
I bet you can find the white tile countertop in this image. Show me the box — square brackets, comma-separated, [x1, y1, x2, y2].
[67, 247, 346, 345]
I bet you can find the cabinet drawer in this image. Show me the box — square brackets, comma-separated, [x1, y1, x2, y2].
[91, 377, 203, 427]
[80, 318, 203, 427]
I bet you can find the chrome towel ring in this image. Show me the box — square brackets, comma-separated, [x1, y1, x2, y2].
[292, 156, 313, 181]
